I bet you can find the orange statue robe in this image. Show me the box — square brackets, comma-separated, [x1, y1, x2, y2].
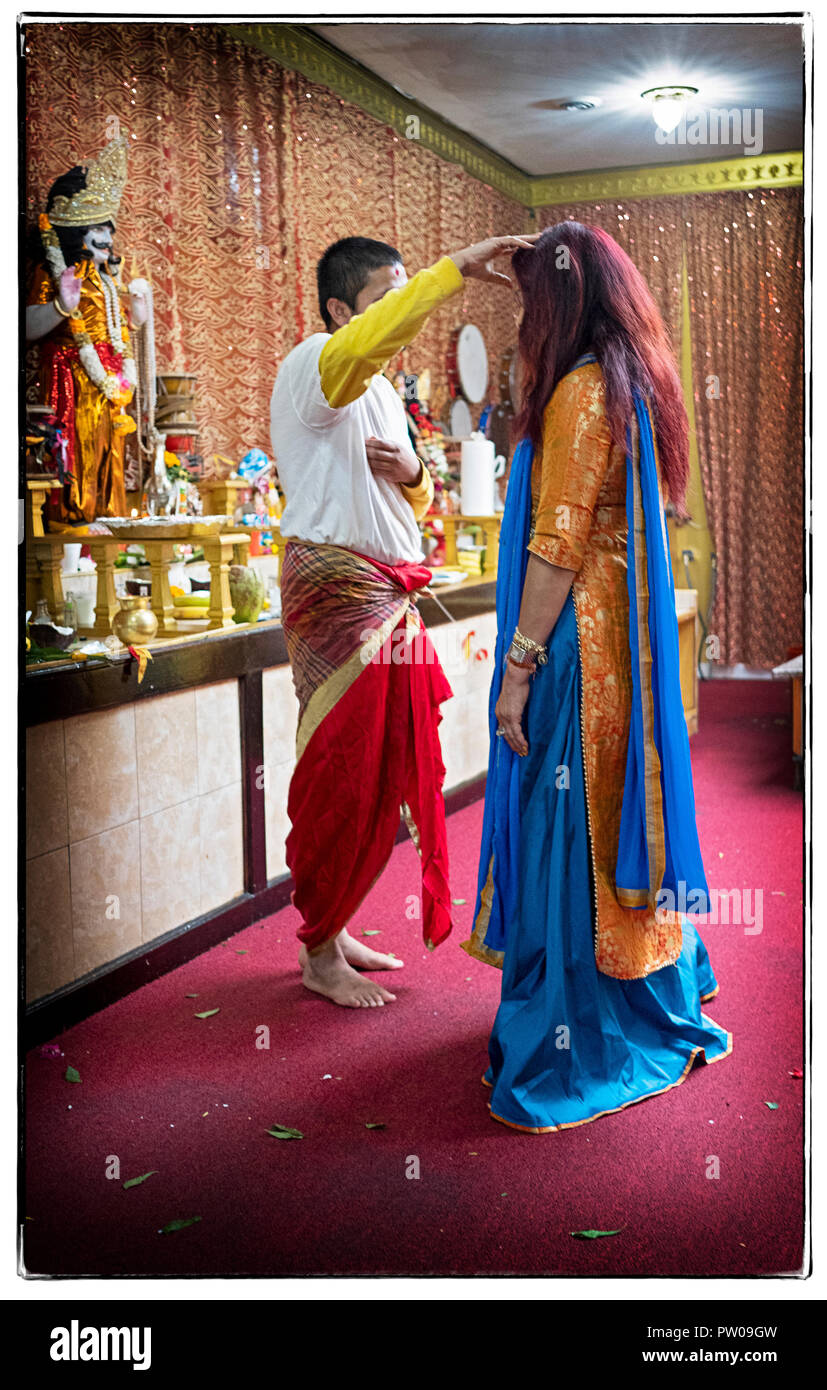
[29, 259, 129, 526]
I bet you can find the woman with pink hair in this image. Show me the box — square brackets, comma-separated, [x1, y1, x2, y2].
[464, 222, 732, 1132]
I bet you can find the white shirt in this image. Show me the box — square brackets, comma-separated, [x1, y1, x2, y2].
[269, 333, 425, 566]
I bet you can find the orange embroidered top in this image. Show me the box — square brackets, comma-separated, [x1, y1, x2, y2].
[531, 360, 683, 980]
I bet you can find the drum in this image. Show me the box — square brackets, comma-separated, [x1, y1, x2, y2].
[155, 399, 197, 428]
[499, 346, 522, 410]
[488, 403, 514, 461]
[156, 373, 198, 398]
[449, 397, 473, 438]
[446, 323, 489, 405]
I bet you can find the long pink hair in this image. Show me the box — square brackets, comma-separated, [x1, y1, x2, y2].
[512, 221, 689, 512]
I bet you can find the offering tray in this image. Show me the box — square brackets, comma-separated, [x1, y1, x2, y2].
[95, 514, 235, 540]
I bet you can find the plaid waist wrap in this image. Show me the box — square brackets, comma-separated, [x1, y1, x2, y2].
[280, 541, 455, 952]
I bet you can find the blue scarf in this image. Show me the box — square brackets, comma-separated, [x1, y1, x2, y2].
[472, 374, 709, 958]
[615, 391, 709, 914]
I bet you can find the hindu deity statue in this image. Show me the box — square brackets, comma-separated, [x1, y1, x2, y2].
[26, 134, 148, 530]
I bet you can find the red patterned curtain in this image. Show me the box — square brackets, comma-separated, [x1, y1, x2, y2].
[535, 197, 685, 359]
[25, 22, 525, 459]
[535, 189, 804, 667]
[684, 187, 804, 668]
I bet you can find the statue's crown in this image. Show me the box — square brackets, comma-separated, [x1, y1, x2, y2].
[48, 135, 129, 229]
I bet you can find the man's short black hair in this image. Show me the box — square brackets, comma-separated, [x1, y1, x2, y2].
[317, 236, 403, 331]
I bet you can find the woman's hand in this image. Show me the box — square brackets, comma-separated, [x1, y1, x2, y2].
[495, 664, 531, 756]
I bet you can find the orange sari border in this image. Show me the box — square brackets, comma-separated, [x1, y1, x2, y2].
[461, 855, 505, 968]
[484, 1027, 734, 1134]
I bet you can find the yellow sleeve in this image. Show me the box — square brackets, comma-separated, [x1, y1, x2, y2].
[318, 256, 464, 408]
[527, 364, 613, 573]
[399, 461, 434, 523]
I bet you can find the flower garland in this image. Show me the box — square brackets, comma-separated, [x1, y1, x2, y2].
[38, 213, 137, 411]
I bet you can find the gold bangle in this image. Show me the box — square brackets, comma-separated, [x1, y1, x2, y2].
[512, 627, 548, 664]
[53, 296, 71, 318]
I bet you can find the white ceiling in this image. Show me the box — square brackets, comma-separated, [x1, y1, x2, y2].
[311, 20, 805, 176]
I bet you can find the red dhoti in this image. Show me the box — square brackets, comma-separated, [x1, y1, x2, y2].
[280, 540, 454, 952]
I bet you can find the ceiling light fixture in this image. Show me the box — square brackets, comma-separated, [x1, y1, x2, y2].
[641, 85, 699, 134]
[540, 96, 603, 113]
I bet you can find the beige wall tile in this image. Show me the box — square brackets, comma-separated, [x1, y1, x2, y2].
[64, 706, 139, 843]
[264, 757, 295, 882]
[438, 694, 469, 793]
[134, 689, 198, 818]
[408, 614, 495, 695]
[196, 681, 241, 795]
[26, 847, 74, 1003]
[70, 821, 142, 978]
[26, 721, 68, 859]
[439, 683, 491, 793]
[464, 612, 498, 692]
[428, 614, 497, 700]
[199, 781, 244, 915]
[139, 797, 201, 942]
[262, 665, 299, 768]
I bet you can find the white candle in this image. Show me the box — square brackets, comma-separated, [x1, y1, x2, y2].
[460, 435, 496, 516]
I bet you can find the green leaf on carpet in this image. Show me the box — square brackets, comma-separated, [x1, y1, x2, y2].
[235, 949, 248, 954]
[194, 1009, 220, 1019]
[764, 1101, 779, 1109]
[159, 1216, 202, 1234]
[185, 993, 198, 998]
[64, 1066, 81, 1084]
[365, 1122, 386, 1130]
[571, 1228, 624, 1240]
[266, 1124, 303, 1140]
[361, 929, 381, 936]
[123, 1171, 157, 1190]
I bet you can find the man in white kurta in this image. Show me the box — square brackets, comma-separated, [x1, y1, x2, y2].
[270, 233, 535, 1008]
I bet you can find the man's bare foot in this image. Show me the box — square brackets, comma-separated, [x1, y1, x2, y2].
[298, 937, 397, 1008]
[339, 928, 404, 971]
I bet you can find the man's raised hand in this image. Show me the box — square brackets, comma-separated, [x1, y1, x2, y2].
[450, 233, 541, 286]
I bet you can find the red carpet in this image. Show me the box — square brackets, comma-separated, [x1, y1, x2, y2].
[24, 679, 804, 1277]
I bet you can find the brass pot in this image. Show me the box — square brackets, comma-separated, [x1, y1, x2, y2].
[112, 595, 158, 646]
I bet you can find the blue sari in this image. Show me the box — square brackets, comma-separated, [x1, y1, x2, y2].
[469, 364, 731, 1132]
